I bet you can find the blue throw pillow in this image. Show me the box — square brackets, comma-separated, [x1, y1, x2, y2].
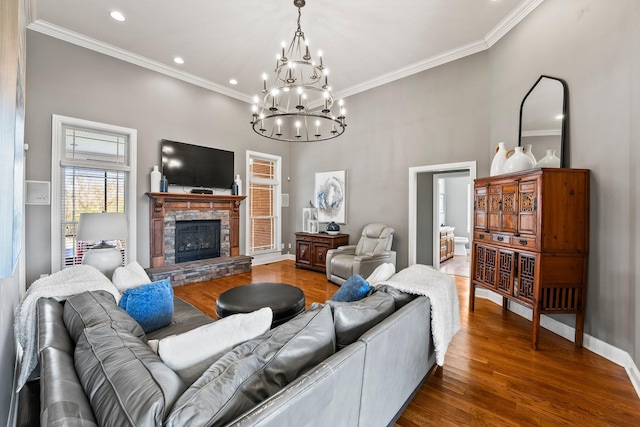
[331, 275, 371, 302]
[119, 278, 174, 333]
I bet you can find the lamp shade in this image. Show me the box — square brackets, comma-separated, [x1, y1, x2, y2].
[77, 212, 128, 242]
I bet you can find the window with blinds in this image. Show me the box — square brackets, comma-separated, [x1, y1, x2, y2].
[247, 152, 281, 254]
[51, 115, 137, 273]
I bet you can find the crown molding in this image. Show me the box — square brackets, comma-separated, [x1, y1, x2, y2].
[27, 19, 253, 104]
[484, 0, 545, 47]
[334, 40, 489, 101]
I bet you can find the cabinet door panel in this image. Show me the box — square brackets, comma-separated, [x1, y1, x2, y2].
[313, 242, 330, 268]
[518, 179, 538, 235]
[500, 183, 518, 233]
[297, 241, 311, 266]
[474, 186, 488, 230]
[497, 249, 516, 295]
[488, 186, 502, 231]
[517, 253, 537, 303]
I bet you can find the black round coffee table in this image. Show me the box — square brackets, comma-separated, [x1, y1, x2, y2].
[216, 282, 306, 328]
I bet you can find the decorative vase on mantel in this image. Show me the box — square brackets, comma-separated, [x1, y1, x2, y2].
[490, 142, 509, 176]
[535, 149, 561, 168]
[503, 146, 535, 173]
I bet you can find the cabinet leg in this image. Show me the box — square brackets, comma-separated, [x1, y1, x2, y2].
[575, 310, 585, 348]
[531, 307, 540, 350]
[469, 283, 476, 312]
[502, 296, 509, 312]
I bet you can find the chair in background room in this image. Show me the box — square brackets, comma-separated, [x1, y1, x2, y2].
[326, 223, 396, 285]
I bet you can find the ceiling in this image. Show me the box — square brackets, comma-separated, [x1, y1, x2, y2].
[28, 0, 542, 104]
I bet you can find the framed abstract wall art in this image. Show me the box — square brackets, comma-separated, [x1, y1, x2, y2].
[315, 170, 346, 224]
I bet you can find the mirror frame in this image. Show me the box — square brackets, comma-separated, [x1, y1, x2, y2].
[518, 75, 568, 168]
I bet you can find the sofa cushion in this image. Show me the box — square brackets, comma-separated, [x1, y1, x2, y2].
[366, 262, 396, 286]
[119, 278, 174, 333]
[74, 322, 186, 427]
[157, 307, 273, 384]
[331, 274, 371, 302]
[376, 285, 418, 311]
[63, 290, 146, 344]
[165, 304, 335, 427]
[327, 291, 395, 350]
[111, 261, 151, 292]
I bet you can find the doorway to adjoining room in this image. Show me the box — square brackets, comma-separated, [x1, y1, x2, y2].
[408, 161, 476, 278]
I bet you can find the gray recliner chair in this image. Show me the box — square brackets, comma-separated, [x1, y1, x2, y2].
[326, 223, 396, 285]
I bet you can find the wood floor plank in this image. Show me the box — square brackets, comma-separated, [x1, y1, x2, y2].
[173, 260, 640, 426]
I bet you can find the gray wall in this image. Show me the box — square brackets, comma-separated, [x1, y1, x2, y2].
[416, 172, 434, 265]
[24, 31, 293, 285]
[288, 52, 491, 266]
[488, 0, 640, 363]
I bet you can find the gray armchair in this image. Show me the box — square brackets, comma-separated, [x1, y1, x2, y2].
[326, 223, 396, 285]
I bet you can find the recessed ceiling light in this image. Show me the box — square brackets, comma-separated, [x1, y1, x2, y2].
[110, 11, 125, 22]
[229, 79, 238, 85]
[173, 57, 185, 65]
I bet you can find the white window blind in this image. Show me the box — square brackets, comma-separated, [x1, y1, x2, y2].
[51, 115, 137, 273]
[246, 152, 281, 254]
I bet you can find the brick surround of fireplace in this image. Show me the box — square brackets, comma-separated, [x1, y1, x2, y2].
[145, 192, 251, 286]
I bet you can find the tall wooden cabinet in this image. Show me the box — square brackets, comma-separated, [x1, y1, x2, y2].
[469, 168, 590, 349]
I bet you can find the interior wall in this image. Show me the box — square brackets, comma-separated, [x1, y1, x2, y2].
[288, 52, 491, 267]
[24, 31, 292, 285]
[489, 0, 640, 364]
[416, 172, 434, 265]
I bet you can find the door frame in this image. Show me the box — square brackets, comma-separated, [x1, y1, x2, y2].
[408, 161, 476, 267]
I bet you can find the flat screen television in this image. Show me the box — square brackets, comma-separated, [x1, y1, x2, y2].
[161, 139, 234, 189]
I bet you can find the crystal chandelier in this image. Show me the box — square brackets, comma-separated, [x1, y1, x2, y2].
[251, 0, 346, 142]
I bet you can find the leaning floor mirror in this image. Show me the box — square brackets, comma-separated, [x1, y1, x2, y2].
[518, 75, 568, 168]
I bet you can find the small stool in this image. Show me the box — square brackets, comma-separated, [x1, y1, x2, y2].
[216, 282, 305, 328]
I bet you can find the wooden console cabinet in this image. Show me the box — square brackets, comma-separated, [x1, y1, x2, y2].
[469, 168, 589, 349]
[295, 232, 349, 273]
[439, 228, 455, 263]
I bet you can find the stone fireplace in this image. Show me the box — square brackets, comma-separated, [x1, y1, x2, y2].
[145, 192, 251, 286]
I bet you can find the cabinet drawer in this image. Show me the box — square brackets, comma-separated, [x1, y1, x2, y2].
[491, 233, 509, 245]
[511, 235, 536, 250]
[474, 231, 490, 242]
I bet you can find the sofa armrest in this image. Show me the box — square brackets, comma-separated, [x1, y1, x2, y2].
[326, 245, 357, 281]
[353, 251, 397, 279]
[331, 245, 357, 255]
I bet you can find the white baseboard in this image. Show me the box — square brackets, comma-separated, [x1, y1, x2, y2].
[475, 289, 640, 399]
[250, 252, 294, 266]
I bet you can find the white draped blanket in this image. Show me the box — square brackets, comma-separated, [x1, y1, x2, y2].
[14, 265, 120, 391]
[377, 264, 461, 366]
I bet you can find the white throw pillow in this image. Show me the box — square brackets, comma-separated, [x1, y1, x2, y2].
[158, 307, 273, 372]
[366, 263, 396, 287]
[111, 261, 152, 292]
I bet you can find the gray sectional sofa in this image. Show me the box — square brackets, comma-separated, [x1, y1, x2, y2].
[37, 286, 436, 426]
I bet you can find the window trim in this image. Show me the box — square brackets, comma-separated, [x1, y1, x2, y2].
[51, 114, 137, 273]
[245, 150, 281, 257]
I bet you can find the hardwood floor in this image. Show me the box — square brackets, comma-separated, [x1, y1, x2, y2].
[174, 260, 640, 426]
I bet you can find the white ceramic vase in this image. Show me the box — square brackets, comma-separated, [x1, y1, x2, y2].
[535, 149, 561, 168]
[490, 142, 508, 176]
[150, 165, 161, 192]
[524, 144, 537, 166]
[503, 146, 535, 173]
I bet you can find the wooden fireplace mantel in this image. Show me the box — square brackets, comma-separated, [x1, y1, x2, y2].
[146, 192, 246, 268]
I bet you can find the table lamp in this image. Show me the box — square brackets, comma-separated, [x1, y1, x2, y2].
[77, 212, 127, 278]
